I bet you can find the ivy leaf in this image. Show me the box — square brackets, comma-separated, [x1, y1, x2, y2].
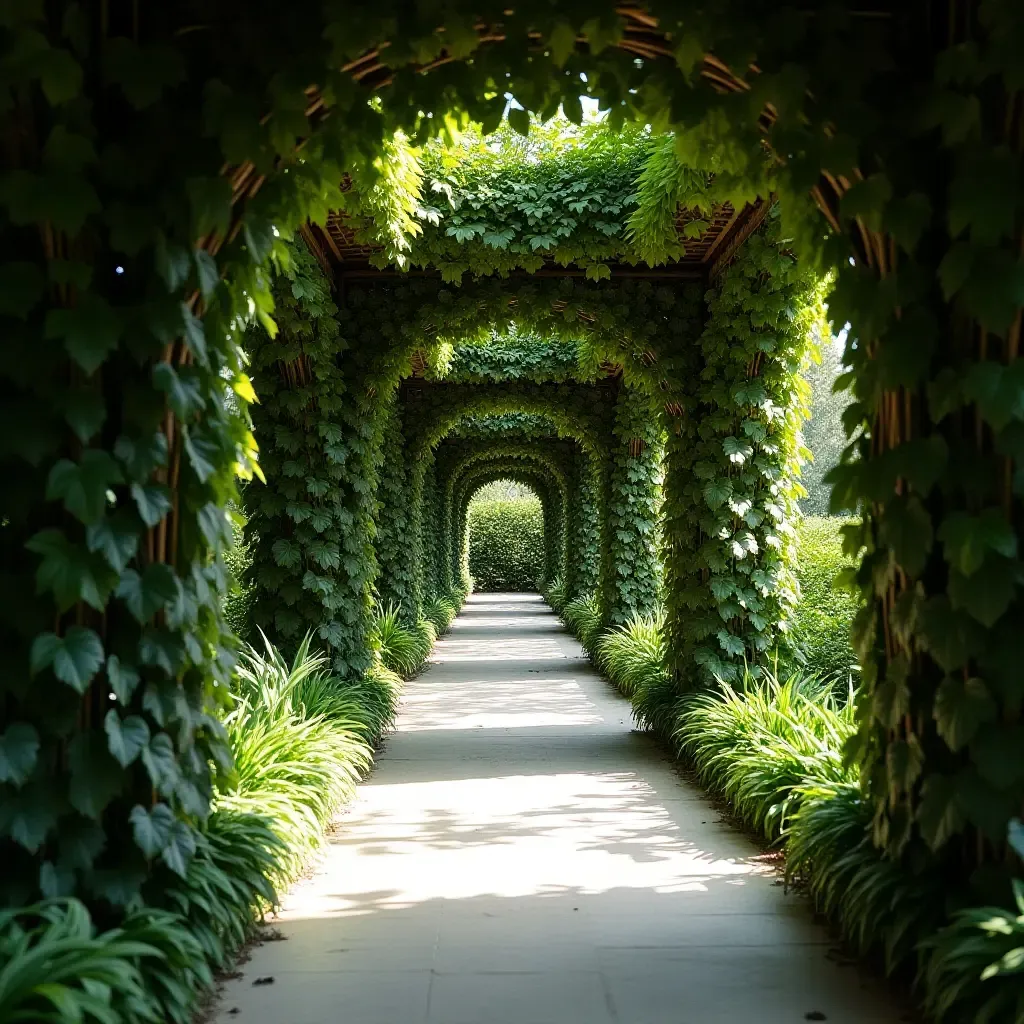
[948, 557, 1018, 627]
[184, 428, 218, 482]
[104, 709, 150, 767]
[86, 513, 140, 573]
[115, 432, 169, 478]
[194, 249, 219, 297]
[939, 508, 1018, 575]
[107, 655, 141, 704]
[886, 737, 924, 796]
[25, 529, 113, 611]
[103, 39, 184, 109]
[562, 93, 583, 126]
[962, 360, 1024, 431]
[716, 630, 746, 657]
[44, 296, 122, 374]
[141, 732, 179, 794]
[507, 106, 530, 137]
[64, 389, 106, 443]
[161, 818, 197, 878]
[116, 564, 179, 623]
[0, 724, 40, 787]
[934, 676, 996, 751]
[68, 732, 123, 819]
[916, 774, 965, 850]
[703, 481, 731, 509]
[549, 21, 578, 67]
[130, 802, 174, 859]
[30, 627, 104, 694]
[918, 596, 982, 672]
[181, 304, 208, 365]
[877, 494, 933, 578]
[131, 482, 173, 527]
[46, 450, 122, 524]
[38, 46, 83, 105]
[872, 656, 910, 728]
[722, 436, 753, 464]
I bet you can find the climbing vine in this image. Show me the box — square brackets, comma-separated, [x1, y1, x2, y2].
[666, 216, 823, 687]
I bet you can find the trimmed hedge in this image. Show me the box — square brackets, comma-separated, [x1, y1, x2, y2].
[789, 516, 858, 681]
[467, 497, 545, 591]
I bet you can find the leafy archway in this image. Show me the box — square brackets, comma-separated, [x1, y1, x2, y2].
[2, 3, 1020, 980]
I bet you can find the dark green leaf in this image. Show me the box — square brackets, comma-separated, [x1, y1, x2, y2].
[46, 449, 122, 524]
[30, 627, 104, 694]
[0, 723, 40, 787]
[68, 732, 123, 819]
[917, 773, 965, 849]
[104, 709, 150, 767]
[934, 675, 997, 751]
[129, 802, 174, 858]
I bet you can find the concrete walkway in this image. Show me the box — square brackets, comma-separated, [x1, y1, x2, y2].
[215, 593, 905, 1024]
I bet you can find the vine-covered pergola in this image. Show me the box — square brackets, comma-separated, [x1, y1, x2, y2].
[1, 5, 1021, 1019]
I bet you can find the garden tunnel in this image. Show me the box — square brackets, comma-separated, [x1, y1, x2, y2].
[2, 4, 1023, 1022]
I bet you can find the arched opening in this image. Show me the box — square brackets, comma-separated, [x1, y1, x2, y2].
[465, 479, 545, 593]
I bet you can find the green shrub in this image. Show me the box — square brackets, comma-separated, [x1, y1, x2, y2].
[789, 516, 858, 681]
[369, 601, 436, 676]
[467, 496, 545, 591]
[785, 781, 943, 976]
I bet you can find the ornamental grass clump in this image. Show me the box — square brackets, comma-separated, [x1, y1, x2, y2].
[563, 594, 602, 656]
[0, 899, 167, 1024]
[595, 606, 667, 699]
[424, 595, 460, 634]
[369, 601, 436, 676]
[217, 634, 378, 884]
[675, 669, 856, 842]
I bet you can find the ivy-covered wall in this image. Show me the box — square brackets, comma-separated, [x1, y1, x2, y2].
[604, 383, 664, 624]
[662, 217, 822, 688]
[373, 397, 419, 619]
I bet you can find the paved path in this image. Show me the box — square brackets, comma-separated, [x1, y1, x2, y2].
[215, 593, 905, 1024]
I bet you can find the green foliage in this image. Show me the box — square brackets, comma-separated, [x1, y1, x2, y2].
[369, 602, 436, 676]
[666, 216, 825, 688]
[789, 516, 858, 681]
[245, 245, 377, 679]
[217, 635, 381, 884]
[397, 122, 654, 283]
[923, 854, 1024, 1023]
[785, 782, 943, 976]
[446, 332, 583, 383]
[424, 599, 459, 635]
[0, 899, 165, 1023]
[800, 334, 850, 517]
[595, 607, 667, 699]
[467, 497, 545, 592]
[604, 385, 663, 624]
[676, 671, 856, 842]
[563, 595, 602, 657]
[223, 506, 256, 643]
